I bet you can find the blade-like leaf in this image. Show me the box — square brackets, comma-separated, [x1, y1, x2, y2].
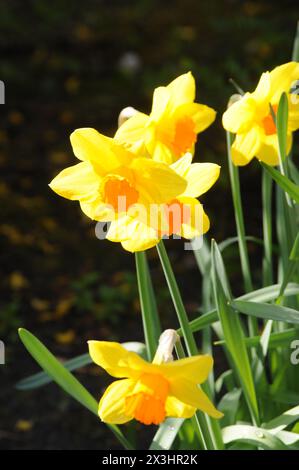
[211, 240, 259, 425]
[222, 425, 288, 450]
[16, 353, 91, 390]
[264, 404, 299, 434]
[215, 328, 297, 350]
[232, 300, 299, 324]
[135, 251, 161, 360]
[262, 163, 299, 204]
[16, 342, 146, 391]
[186, 283, 299, 334]
[217, 388, 242, 427]
[150, 418, 184, 450]
[276, 92, 289, 162]
[18, 328, 133, 450]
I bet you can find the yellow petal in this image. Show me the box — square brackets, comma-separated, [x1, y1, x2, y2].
[166, 72, 195, 108]
[170, 153, 193, 175]
[252, 72, 271, 104]
[151, 86, 171, 121]
[177, 197, 210, 239]
[159, 354, 214, 384]
[222, 93, 256, 133]
[121, 236, 159, 253]
[106, 215, 135, 241]
[269, 62, 299, 103]
[49, 161, 100, 201]
[107, 216, 159, 252]
[150, 141, 176, 164]
[170, 379, 223, 419]
[131, 158, 187, 204]
[181, 102, 216, 133]
[80, 199, 116, 221]
[180, 162, 220, 198]
[98, 378, 135, 424]
[165, 396, 196, 419]
[114, 112, 150, 155]
[257, 133, 292, 165]
[70, 128, 124, 175]
[88, 341, 147, 379]
[288, 98, 299, 132]
[231, 126, 261, 166]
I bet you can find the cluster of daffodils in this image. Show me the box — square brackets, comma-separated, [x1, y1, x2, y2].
[50, 73, 220, 252]
[49, 62, 299, 427]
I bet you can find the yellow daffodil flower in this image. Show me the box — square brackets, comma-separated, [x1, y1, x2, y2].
[49, 128, 186, 239]
[88, 340, 223, 425]
[107, 153, 220, 252]
[115, 72, 216, 164]
[222, 62, 299, 166]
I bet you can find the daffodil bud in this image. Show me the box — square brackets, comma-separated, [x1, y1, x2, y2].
[118, 106, 138, 128]
[227, 93, 242, 109]
[153, 329, 180, 364]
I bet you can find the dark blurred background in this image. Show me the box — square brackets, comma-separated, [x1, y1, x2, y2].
[1, 0, 299, 450]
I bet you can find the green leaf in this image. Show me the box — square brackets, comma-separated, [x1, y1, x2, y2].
[16, 353, 91, 390]
[277, 233, 299, 300]
[216, 328, 297, 350]
[18, 328, 133, 450]
[226, 131, 253, 294]
[267, 390, 299, 406]
[240, 283, 299, 302]
[264, 404, 299, 434]
[19, 329, 97, 414]
[217, 388, 242, 427]
[150, 418, 184, 450]
[222, 425, 288, 450]
[135, 251, 161, 360]
[292, 20, 299, 61]
[219, 236, 265, 253]
[16, 342, 146, 391]
[276, 92, 289, 162]
[231, 300, 299, 324]
[290, 232, 299, 261]
[156, 241, 221, 450]
[276, 430, 299, 448]
[262, 168, 273, 286]
[186, 283, 299, 333]
[215, 370, 234, 393]
[192, 236, 211, 274]
[262, 163, 299, 204]
[289, 159, 299, 185]
[211, 240, 259, 425]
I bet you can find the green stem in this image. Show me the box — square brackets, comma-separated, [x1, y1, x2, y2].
[262, 168, 273, 286]
[156, 240, 222, 450]
[156, 241, 198, 356]
[135, 251, 161, 361]
[292, 20, 299, 61]
[226, 131, 257, 337]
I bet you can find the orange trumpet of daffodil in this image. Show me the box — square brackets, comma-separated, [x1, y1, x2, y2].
[115, 72, 216, 164]
[88, 338, 223, 425]
[222, 62, 299, 166]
